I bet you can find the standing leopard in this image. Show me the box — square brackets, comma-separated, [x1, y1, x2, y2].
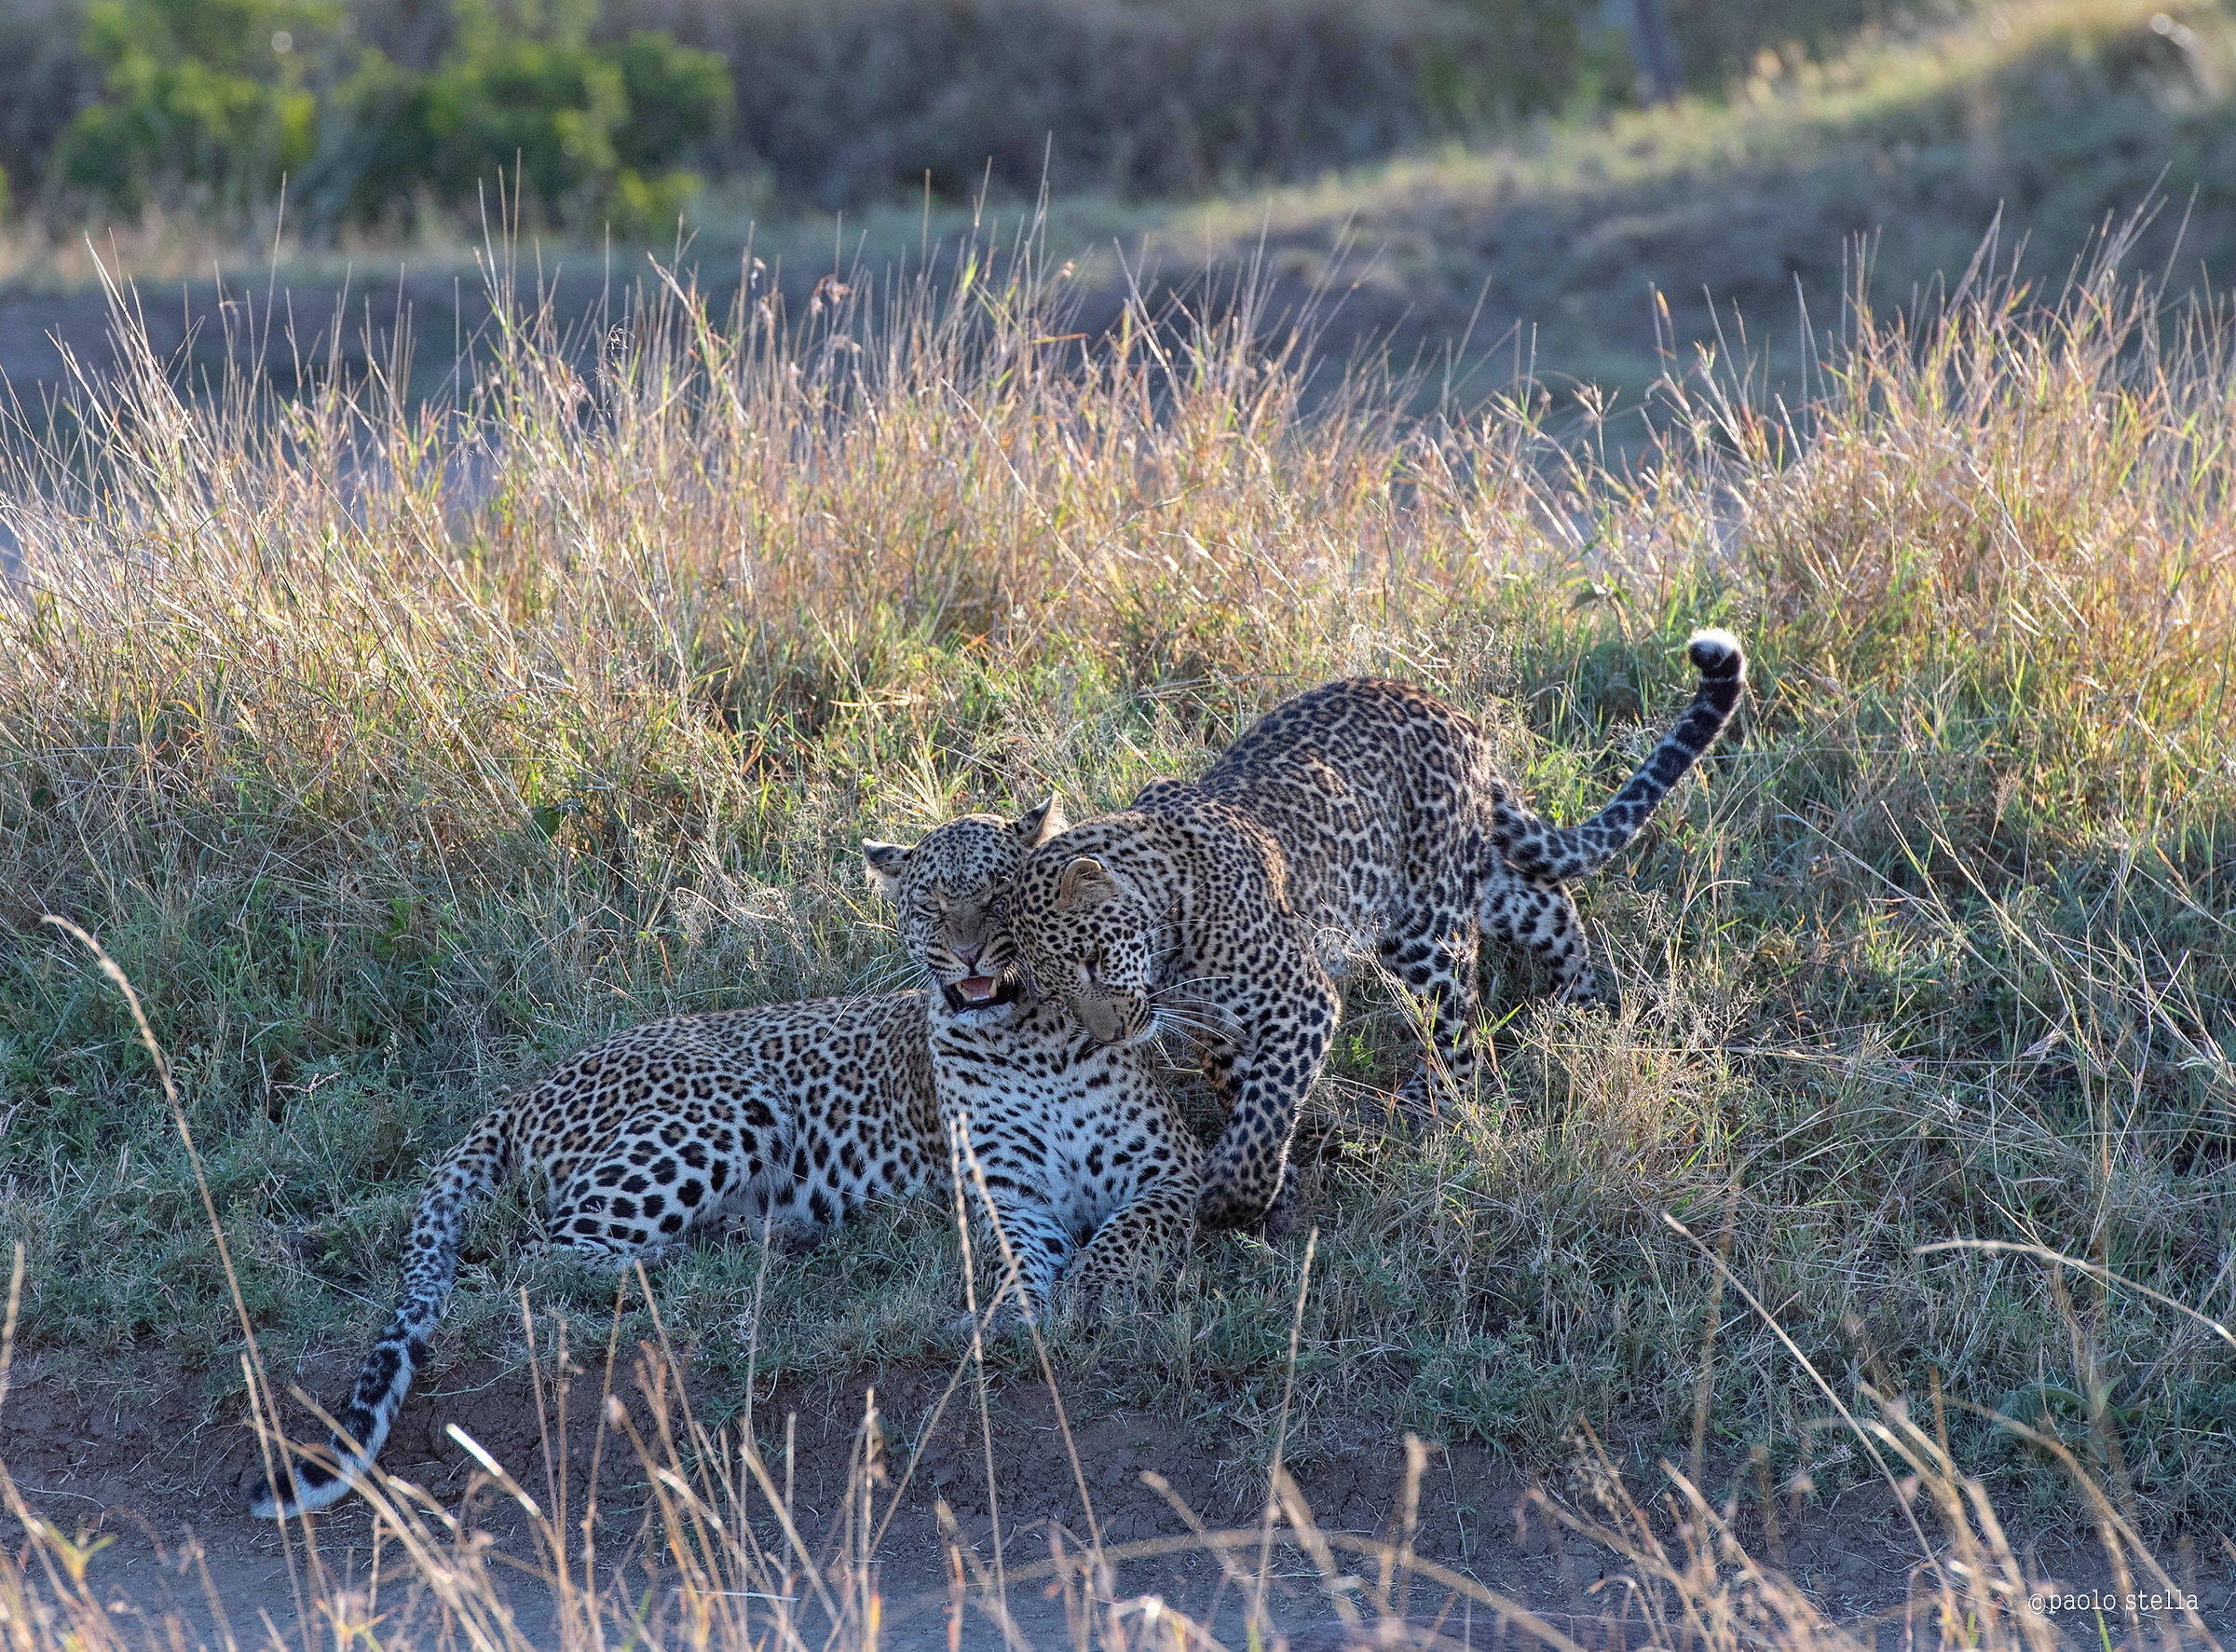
[252, 805, 1197, 1519]
[1002, 631, 1746, 1231]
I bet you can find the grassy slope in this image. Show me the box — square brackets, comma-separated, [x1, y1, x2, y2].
[10, 0, 2236, 414]
[1, 0, 2234, 1532]
[1128, 0, 2236, 406]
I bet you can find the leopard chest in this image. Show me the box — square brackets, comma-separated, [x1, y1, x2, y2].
[930, 1012, 1153, 1165]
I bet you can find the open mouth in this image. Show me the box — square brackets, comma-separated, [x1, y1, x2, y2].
[942, 975, 1016, 1012]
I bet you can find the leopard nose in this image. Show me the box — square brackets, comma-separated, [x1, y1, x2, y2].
[952, 942, 985, 970]
[1072, 995, 1127, 1044]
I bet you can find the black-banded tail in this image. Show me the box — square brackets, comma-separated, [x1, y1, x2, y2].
[1496, 629, 1746, 885]
[250, 1120, 511, 1519]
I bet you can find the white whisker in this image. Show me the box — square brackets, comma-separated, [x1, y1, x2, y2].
[848, 957, 922, 993]
[1150, 990, 1242, 1029]
[1158, 975, 1243, 995]
[1149, 1006, 1234, 1043]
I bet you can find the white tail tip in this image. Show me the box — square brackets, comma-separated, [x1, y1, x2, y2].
[1685, 628, 1745, 679]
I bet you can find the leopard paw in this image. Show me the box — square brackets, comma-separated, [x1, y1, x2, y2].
[1196, 1177, 1275, 1232]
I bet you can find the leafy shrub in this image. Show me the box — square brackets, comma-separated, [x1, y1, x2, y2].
[380, 6, 729, 231]
[48, 0, 731, 233]
[418, 34, 631, 209]
[611, 29, 733, 175]
[53, 0, 333, 212]
[293, 47, 428, 225]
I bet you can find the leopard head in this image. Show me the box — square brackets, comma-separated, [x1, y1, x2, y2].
[863, 796, 1066, 1012]
[1006, 838, 1167, 1045]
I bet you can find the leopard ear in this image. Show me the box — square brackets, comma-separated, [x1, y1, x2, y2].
[1055, 855, 1116, 910]
[1013, 792, 1068, 847]
[862, 840, 911, 900]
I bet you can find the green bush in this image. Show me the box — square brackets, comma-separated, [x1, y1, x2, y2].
[294, 47, 427, 225]
[419, 34, 631, 209]
[54, 0, 332, 212]
[611, 29, 733, 175]
[49, 0, 731, 233]
[400, 16, 729, 229]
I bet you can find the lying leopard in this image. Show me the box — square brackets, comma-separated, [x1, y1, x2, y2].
[866, 802, 1199, 1322]
[1002, 631, 1747, 1231]
[253, 805, 1197, 1519]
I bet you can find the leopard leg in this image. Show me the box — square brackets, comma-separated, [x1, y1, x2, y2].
[964, 1187, 1072, 1326]
[1481, 867, 1605, 1006]
[946, 1116, 1073, 1325]
[1381, 911, 1482, 1114]
[1062, 1181, 1197, 1310]
[1195, 967, 1338, 1232]
[546, 1119, 762, 1263]
[1197, 1040, 1291, 1238]
[1060, 1111, 1202, 1310]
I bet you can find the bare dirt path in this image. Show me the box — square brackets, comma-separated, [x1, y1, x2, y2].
[2, 1348, 2226, 1649]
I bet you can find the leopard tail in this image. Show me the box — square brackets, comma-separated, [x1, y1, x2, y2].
[1495, 629, 1745, 883]
[250, 1117, 511, 1518]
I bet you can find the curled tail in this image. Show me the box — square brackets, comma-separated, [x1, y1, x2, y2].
[251, 1120, 510, 1518]
[1497, 629, 1746, 885]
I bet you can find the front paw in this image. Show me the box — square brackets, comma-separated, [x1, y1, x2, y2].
[1393, 1070, 1448, 1126]
[1250, 1171, 1299, 1242]
[1196, 1164, 1278, 1231]
[947, 1296, 1033, 1340]
[1563, 977, 1619, 1016]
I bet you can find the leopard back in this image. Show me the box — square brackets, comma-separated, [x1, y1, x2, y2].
[1006, 639, 1746, 1230]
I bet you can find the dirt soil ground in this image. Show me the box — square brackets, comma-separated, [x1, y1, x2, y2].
[1, 1345, 2229, 1650]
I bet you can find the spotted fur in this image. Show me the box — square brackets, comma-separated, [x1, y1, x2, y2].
[253, 807, 1194, 1518]
[1003, 631, 1747, 1231]
[864, 796, 1063, 1016]
[250, 990, 941, 1520]
[865, 808, 1200, 1323]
